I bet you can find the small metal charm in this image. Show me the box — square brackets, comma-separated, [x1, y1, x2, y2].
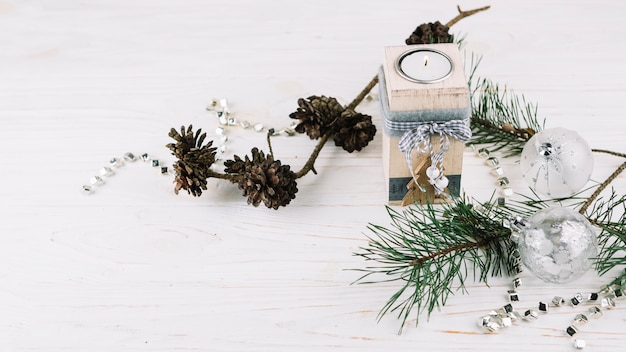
[151, 159, 159, 167]
[523, 309, 538, 321]
[477, 147, 490, 158]
[497, 197, 506, 206]
[500, 316, 513, 328]
[218, 98, 229, 110]
[600, 297, 615, 309]
[254, 123, 264, 132]
[215, 127, 225, 136]
[573, 314, 588, 327]
[502, 188, 514, 197]
[160, 166, 169, 174]
[486, 156, 500, 167]
[513, 216, 527, 227]
[587, 292, 599, 301]
[123, 152, 137, 162]
[502, 303, 514, 313]
[496, 177, 510, 187]
[538, 301, 548, 313]
[588, 306, 602, 318]
[552, 296, 565, 306]
[486, 321, 501, 332]
[478, 315, 502, 332]
[478, 315, 491, 328]
[513, 277, 522, 289]
[571, 293, 584, 306]
[99, 166, 115, 176]
[573, 339, 586, 349]
[206, 98, 219, 111]
[508, 289, 519, 302]
[82, 184, 93, 193]
[141, 153, 150, 161]
[90, 176, 104, 185]
[566, 325, 578, 336]
[599, 284, 614, 296]
[109, 157, 124, 168]
[240, 121, 251, 129]
[492, 166, 504, 176]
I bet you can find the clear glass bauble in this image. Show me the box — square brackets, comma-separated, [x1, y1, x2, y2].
[517, 207, 598, 284]
[520, 127, 593, 198]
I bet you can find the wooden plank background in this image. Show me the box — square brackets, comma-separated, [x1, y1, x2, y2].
[1, 0, 625, 350]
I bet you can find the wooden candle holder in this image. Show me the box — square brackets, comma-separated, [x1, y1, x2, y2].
[380, 43, 470, 205]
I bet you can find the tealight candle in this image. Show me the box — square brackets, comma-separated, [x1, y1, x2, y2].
[396, 49, 453, 83]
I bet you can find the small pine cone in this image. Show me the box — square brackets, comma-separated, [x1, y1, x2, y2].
[289, 95, 344, 140]
[166, 125, 217, 196]
[405, 21, 452, 45]
[172, 161, 208, 196]
[332, 109, 377, 153]
[229, 148, 298, 209]
[224, 154, 246, 175]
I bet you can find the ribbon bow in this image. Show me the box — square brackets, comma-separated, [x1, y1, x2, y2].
[398, 119, 472, 194]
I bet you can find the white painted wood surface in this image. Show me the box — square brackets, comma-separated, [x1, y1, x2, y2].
[1, 0, 626, 350]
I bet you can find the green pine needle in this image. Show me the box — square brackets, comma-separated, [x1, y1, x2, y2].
[352, 198, 518, 332]
[583, 190, 626, 276]
[467, 55, 545, 157]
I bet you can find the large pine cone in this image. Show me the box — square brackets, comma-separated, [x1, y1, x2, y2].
[289, 95, 344, 140]
[405, 21, 452, 45]
[225, 148, 298, 209]
[333, 109, 377, 152]
[167, 125, 217, 196]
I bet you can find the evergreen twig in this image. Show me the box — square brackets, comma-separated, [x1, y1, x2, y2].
[469, 76, 545, 157]
[583, 190, 626, 276]
[353, 198, 517, 332]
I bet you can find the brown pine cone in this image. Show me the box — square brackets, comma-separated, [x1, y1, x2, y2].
[166, 125, 217, 196]
[226, 148, 298, 209]
[405, 21, 452, 45]
[289, 95, 344, 140]
[332, 109, 377, 153]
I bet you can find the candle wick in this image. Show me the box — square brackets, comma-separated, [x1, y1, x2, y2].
[424, 56, 429, 67]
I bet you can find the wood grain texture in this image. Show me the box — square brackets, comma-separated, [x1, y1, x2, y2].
[1, 0, 626, 351]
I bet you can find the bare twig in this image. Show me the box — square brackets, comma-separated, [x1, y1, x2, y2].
[346, 75, 379, 112]
[445, 5, 491, 28]
[580, 159, 626, 215]
[293, 5, 491, 179]
[294, 133, 328, 178]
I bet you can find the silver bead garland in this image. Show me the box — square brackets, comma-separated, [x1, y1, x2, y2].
[81, 152, 170, 194]
[82, 97, 298, 193]
[471, 144, 623, 349]
[478, 258, 626, 349]
[468, 145, 513, 201]
[205, 98, 297, 161]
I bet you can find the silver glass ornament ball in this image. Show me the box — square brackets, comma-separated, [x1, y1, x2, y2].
[520, 127, 593, 198]
[517, 207, 598, 284]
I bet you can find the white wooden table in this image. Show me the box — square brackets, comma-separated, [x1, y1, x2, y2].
[2, 1, 625, 350]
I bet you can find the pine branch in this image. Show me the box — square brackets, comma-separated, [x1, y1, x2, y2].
[582, 190, 626, 276]
[468, 74, 545, 157]
[352, 198, 517, 332]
